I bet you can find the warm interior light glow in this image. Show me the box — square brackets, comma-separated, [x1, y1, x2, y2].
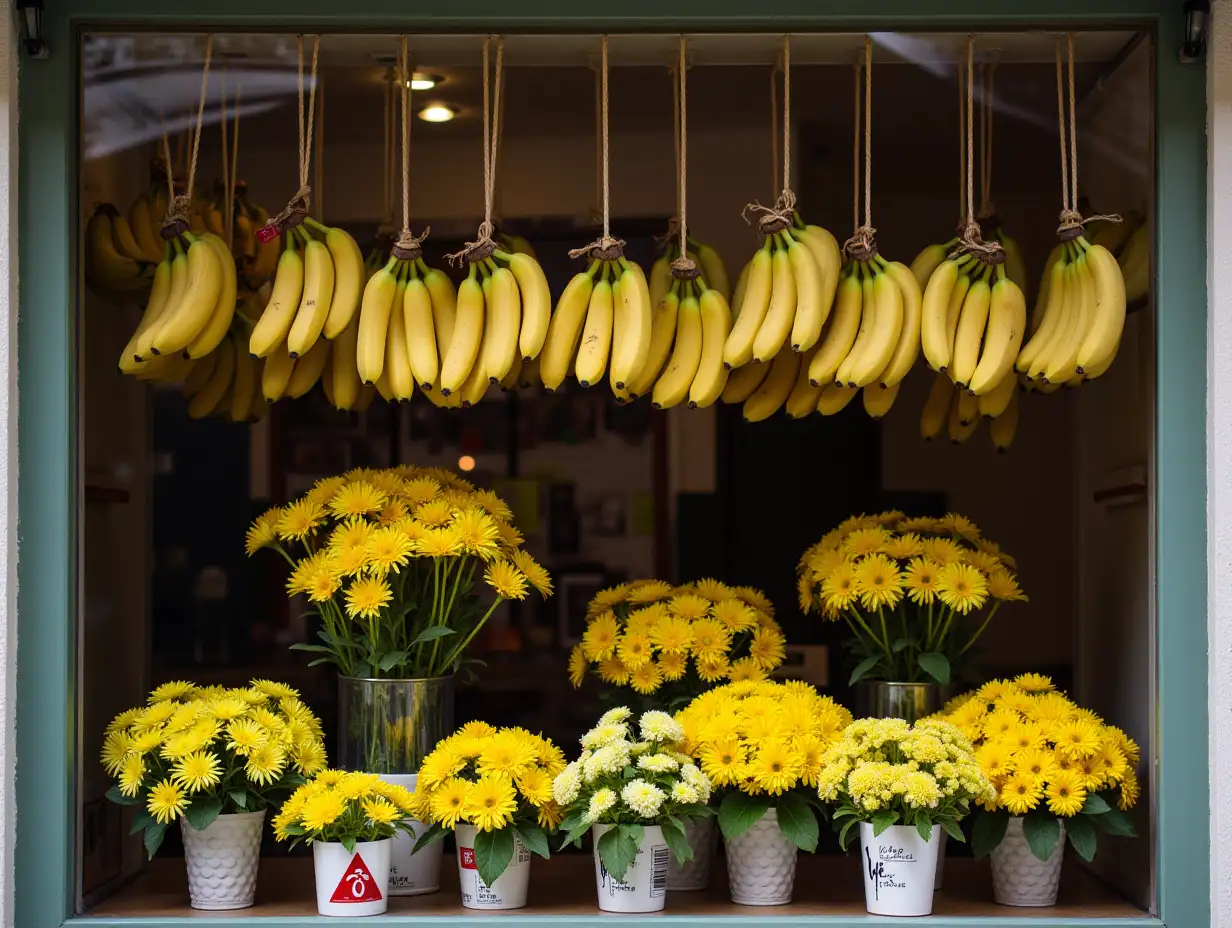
[409, 71, 440, 91]
[457, 455, 476, 472]
[418, 104, 456, 123]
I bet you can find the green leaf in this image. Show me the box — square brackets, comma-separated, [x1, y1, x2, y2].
[377, 650, 409, 672]
[917, 651, 951, 685]
[412, 823, 451, 855]
[673, 802, 715, 821]
[128, 808, 154, 836]
[871, 808, 899, 837]
[892, 637, 912, 652]
[288, 643, 336, 654]
[838, 816, 860, 851]
[184, 797, 223, 833]
[971, 809, 1009, 859]
[1022, 810, 1061, 862]
[411, 626, 456, 645]
[597, 825, 642, 883]
[915, 813, 934, 843]
[1092, 807, 1137, 838]
[229, 791, 249, 811]
[775, 792, 819, 853]
[717, 791, 771, 840]
[849, 654, 883, 686]
[474, 827, 516, 889]
[659, 816, 693, 865]
[1066, 813, 1098, 861]
[143, 821, 167, 860]
[1082, 793, 1112, 815]
[513, 822, 551, 859]
[342, 835, 357, 855]
[940, 818, 966, 843]
[106, 785, 143, 806]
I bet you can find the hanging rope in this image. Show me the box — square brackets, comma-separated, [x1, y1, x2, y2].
[392, 36, 428, 259]
[1054, 33, 1120, 238]
[957, 57, 965, 229]
[220, 69, 230, 246]
[742, 36, 795, 235]
[770, 58, 780, 199]
[493, 64, 508, 223]
[852, 63, 861, 234]
[951, 35, 1001, 262]
[259, 35, 319, 238]
[162, 35, 213, 232]
[448, 35, 505, 264]
[670, 36, 698, 279]
[314, 73, 325, 221]
[569, 35, 624, 261]
[978, 61, 997, 218]
[843, 37, 877, 259]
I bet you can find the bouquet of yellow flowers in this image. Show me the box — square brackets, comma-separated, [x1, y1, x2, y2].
[409, 723, 566, 888]
[247, 466, 552, 680]
[273, 770, 417, 852]
[570, 578, 787, 709]
[797, 511, 1027, 686]
[101, 679, 328, 857]
[939, 675, 1139, 862]
[552, 708, 713, 881]
[676, 680, 852, 852]
[816, 717, 994, 849]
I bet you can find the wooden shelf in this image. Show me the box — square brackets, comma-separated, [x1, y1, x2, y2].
[87, 852, 1143, 920]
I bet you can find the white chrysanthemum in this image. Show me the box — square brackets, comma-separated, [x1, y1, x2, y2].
[583, 744, 630, 781]
[598, 707, 633, 726]
[670, 781, 700, 804]
[639, 711, 684, 744]
[680, 763, 713, 802]
[621, 779, 666, 819]
[586, 787, 618, 823]
[637, 753, 679, 773]
[552, 762, 583, 806]
[581, 722, 630, 750]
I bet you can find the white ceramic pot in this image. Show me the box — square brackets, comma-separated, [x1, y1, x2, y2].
[667, 817, 716, 892]
[592, 824, 669, 913]
[859, 822, 940, 916]
[934, 831, 948, 891]
[380, 773, 442, 896]
[313, 839, 392, 917]
[180, 810, 265, 911]
[454, 823, 532, 910]
[723, 808, 797, 906]
[991, 816, 1066, 906]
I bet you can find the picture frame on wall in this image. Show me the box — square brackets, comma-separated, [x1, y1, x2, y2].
[555, 569, 609, 646]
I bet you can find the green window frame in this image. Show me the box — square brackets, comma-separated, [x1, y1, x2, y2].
[16, 2, 1206, 926]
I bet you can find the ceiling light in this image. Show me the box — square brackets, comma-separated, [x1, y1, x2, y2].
[418, 104, 456, 123]
[457, 455, 476, 472]
[408, 71, 442, 91]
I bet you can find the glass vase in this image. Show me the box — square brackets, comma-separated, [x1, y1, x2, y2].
[337, 675, 455, 774]
[854, 681, 948, 723]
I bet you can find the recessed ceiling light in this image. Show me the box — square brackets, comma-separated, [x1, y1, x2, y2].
[408, 71, 442, 91]
[418, 103, 456, 123]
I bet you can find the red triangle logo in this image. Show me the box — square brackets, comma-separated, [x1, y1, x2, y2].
[329, 852, 385, 904]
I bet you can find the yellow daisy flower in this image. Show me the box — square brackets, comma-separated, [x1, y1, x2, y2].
[277, 499, 327, 542]
[854, 554, 905, 610]
[465, 775, 518, 832]
[669, 594, 711, 621]
[617, 631, 654, 669]
[903, 558, 942, 606]
[1000, 770, 1043, 815]
[936, 562, 989, 614]
[430, 777, 471, 828]
[511, 550, 553, 597]
[597, 657, 630, 685]
[698, 738, 746, 787]
[748, 627, 786, 670]
[696, 654, 731, 683]
[345, 576, 393, 620]
[1056, 718, 1103, 759]
[1045, 768, 1086, 817]
[921, 537, 966, 565]
[732, 586, 775, 615]
[485, 560, 529, 600]
[246, 741, 287, 786]
[690, 619, 732, 663]
[301, 790, 348, 831]
[454, 508, 501, 559]
[568, 643, 589, 689]
[628, 580, 673, 603]
[693, 578, 735, 602]
[658, 652, 688, 681]
[988, 568, 1029, 603]
[330, 481, 387, 519]
[245, 508, 282, 556]
[727, 657, 766, 683]
[146, 779, 188, 824]
[365, 526, 414, 577]
[1014, 673, 1054, 693]
[712, 599, 758, 633]
[415, 498, 454, 527]
[649, 614, 693, 655]
[588, 584, 632, 616]
[118, 754, 145, 797]
[173, 751, 222, 793]
[821, 561, 858, 614]
[747, 739, 802, 795]
[1118, 769, 1141, 811]
[883, 532, 925, 560]
[629, 660, 663, 694]
[842, 526, 891, 558]
[402, 476, 442, 506]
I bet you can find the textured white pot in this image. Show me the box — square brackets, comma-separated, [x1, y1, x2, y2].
[592, 824, 669, 913]
[313, 839, 391, 917]
[380, 773, 442, 896]
[990, 817, 1066, 906]
[667, 817, 716, 892]
[934, 831, 948, 891]
[723, 808, 798, 906]
[454, 823, 532, 910]
[180, 811, 265, 911]
[860, 822, 940, 916]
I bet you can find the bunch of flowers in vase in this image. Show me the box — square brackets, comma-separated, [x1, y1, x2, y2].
[409, 722, 566, 909]
[569, 578, 786, 711]
[939, 675, 1140, 906]
[796, 511, 1027, 692]
[676, 680, 852, 905]
[101, 679, 327, 910]
[816, 717, 994, 916]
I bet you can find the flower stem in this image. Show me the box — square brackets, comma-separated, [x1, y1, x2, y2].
[957, 602, 1001, 656]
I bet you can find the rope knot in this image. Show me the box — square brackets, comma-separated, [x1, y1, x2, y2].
[842, 225, 879, 262]
[568, 233, 626, 263]
[392, 226, 430, 261]
[447, 224, 497, 267]
[265, 185, 311, 236]
[742, 194, 793, 235]
[160, 194, 193, 238]
[952, 221, 1005, 264]
[671, 254, 701, 281]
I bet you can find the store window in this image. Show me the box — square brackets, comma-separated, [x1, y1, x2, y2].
[76, 27, 1157, 920]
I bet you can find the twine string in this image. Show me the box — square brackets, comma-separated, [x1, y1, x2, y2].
[448, 36, 505, 265]
[957, 57, 965, 225]
[952, 35, 1002, 261]
[1055, 33, 1120, 235]
[392, 37, 429, 257]
[570, 35, 625, 261]
[164, 35, 213, 229]
[843, 38, 877, 259]
[260, 36, 319, 235]
[670, 36, 697, 278]
[742, 36, 796, 235]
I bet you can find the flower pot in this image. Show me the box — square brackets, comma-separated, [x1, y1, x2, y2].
[723, 808, 797, 906]
[854, 681, 948, 723]
[337, 675, 455, 775]
[380, 773, 442, 896]
[990, 816, 1066, 906]
[313, 839, 392, 917]
[592, 824, 669, 913]
[179, 810, 265, 910]
[454, 823, 532, 910]
[860, 822, 940, 916]
[667, 817, 716, 892]
[934, 831, 948, 891]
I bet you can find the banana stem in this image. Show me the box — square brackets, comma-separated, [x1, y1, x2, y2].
[303, 216, 329, 235]
[491, 249, 513, 263]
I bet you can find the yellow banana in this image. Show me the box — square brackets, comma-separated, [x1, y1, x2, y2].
[459, 345, 491, 407]
[331, 313, 363, 410]
[246, 210, 281, 289]
[483, 265, 522, 384]
[108, 206, 149, 263]
[846, 266, 904, 388]
[402, 277, 439, 389]
[862, 381, 900, 419]
[649, 254, 673, 309]
[920, 371, 954, 440]
[693, 241, 731, 301]
[950, 269, 992, 389]
[539, 266, 595, 391]
[956, 389, 980, 425]
[262, 342, 296, 401]
[1075, 243, 1127, 379]
[374, 368, 395, 403]
[356, 258, 400, 384]
[204, 208, 226, 240]
[816, 381, 859, 416]
[723, 241, 773, 368]
[942, 265, 974, 373]
[185, 233, 238, 359]
[150, 234, 223, 356]
[128, 194, 166, 263]
[794, 224, 842, 328]
[628, 286, 680, 398]
[229, 343, 258, 422]
[785, 344, 823, 418]
[652, 289, 703, 409]
[876, 260, 923, 388]
[910, 242, 950, 291]
[1031, 243, 1065, 334]
[234, 214, 256, 260]
[786, 234, 825, 353]
[1033, 257, 1085, 382]
[135, 243, 187, 361]
[575, 276, 614, 388]
[183, 349, 218, 397]
[502, 252, 551, 362]
[440, 270, 485, 395]
[835, 266, 877, 386]
[500, 353, 524, 391]
[313, 224, 363, 340]
[188, 337, 235, 419]
[968, 272, 1027, 395]
[518, 355, 540, 389]
[249, 241, 305, 358]
[809, 267, 862, 387]
[729, 259, 752, 324]
[921, 257, 961, 371]
[978, 369, 1018, 419]
[742, 348, 800, 422]
[998, 231, 1028, 299]
[989, 386, 1020, 451]
[948, 393, 980, 444]
[611, 261, 653, 391]
[422, 264, 457, 360]
[120, 249, 172, 373]
[721, 359, 770, 403]
[285, 337, 331, 398]
[1118, 223, 1150, 303]
[1018, 253, 1069, 374]
[85, 205, 146, 285]
[752, 242, 797, 363]
[385, 279, 416, 401]
[687, 286, 733, 408]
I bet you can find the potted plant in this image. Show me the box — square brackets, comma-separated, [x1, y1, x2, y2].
[817, 717, 994, 917]
[100, 679, 328, 911]
[941, 676, 1140, 906]
[247, 465, 552, 895]
[408, 722, 566, 910]
[552, 708, 713, 913]
[273, 770, 417, 916]
[568, 578, 785, 891]
[676, 680, 852, 905]
[797, 511, 1027, 720]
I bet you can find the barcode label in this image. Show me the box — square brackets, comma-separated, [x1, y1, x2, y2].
[651, 846, 669, 896]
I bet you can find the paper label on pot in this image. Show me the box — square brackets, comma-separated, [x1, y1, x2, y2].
[329, 853, 385, 904]
[865, 843, 913, 899]
[598, 844, 669, 899]
[457, 839, 532, 909]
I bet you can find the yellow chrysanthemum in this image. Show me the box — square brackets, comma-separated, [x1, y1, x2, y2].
[693, 578, 735, 602]
[988, 569, 1029, 603]
[429, 777, 471, 828]
[628, 580, 673, 603]
[173, 751, 222, 793]
[568, 644, 588, 689]
[1017, 749, 1057, 780]
[936, 562, 989, 614]
[246, 741, 287, 786]
[588, 584, 632, 615]
[649, 614, 693, 655]
[365, 527, 414, 577]
[669, 594, 711, 621]
[582, 612, 619, 661]
[362, 796, 403, 826]
[733, 586, 775, 616]
[975, 741, 1012, 780]
[465, 775, 518, 832]
[150, 680, 198, 704]
[658, 652, 688, 681]
[245, 508, 282, 556]
[883, 532, 925, 560]
[698, 738, 746, 787]
[1045, 768, 1087, 817]
[454, 508, 501, 559]
[417, 526, 464, 557]
[277, 499, 327, 543]
[293, 739, 328, 776]
[1118, 769, 1141, 811]
[345, 576, 393, 620]
[921, 536, 966, 565]
[1000, 770, 1043, 815]
[301, 790, 348, 831]
[616, 631, 653, 670]
[854, 554, 905, 610]
[330, 481, 387, 518]
[807, 547, 847, 584]
[696, 654, 731, 683]
[903, 557, 942, 606]
[727, 656, 766, 683]
[510, 549, 553, 597]
[478, 732, 538, 778]
[118, 753, 145, 797]
[842, 527, 890, 558]
[629, 660, 663, 694]
[748, 627, 786, 670]
[403, 476, 442, 505]
[748, 739, 802, 795]
[712, 599, 758, 633]
[415, 498, 454, 527]
[1056, 718, 1103, 759]
[821, 561, 858, 614]
[147, 779, 188, 825]
[691, 618, 732, 663]
[597, 657, 630, 685]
